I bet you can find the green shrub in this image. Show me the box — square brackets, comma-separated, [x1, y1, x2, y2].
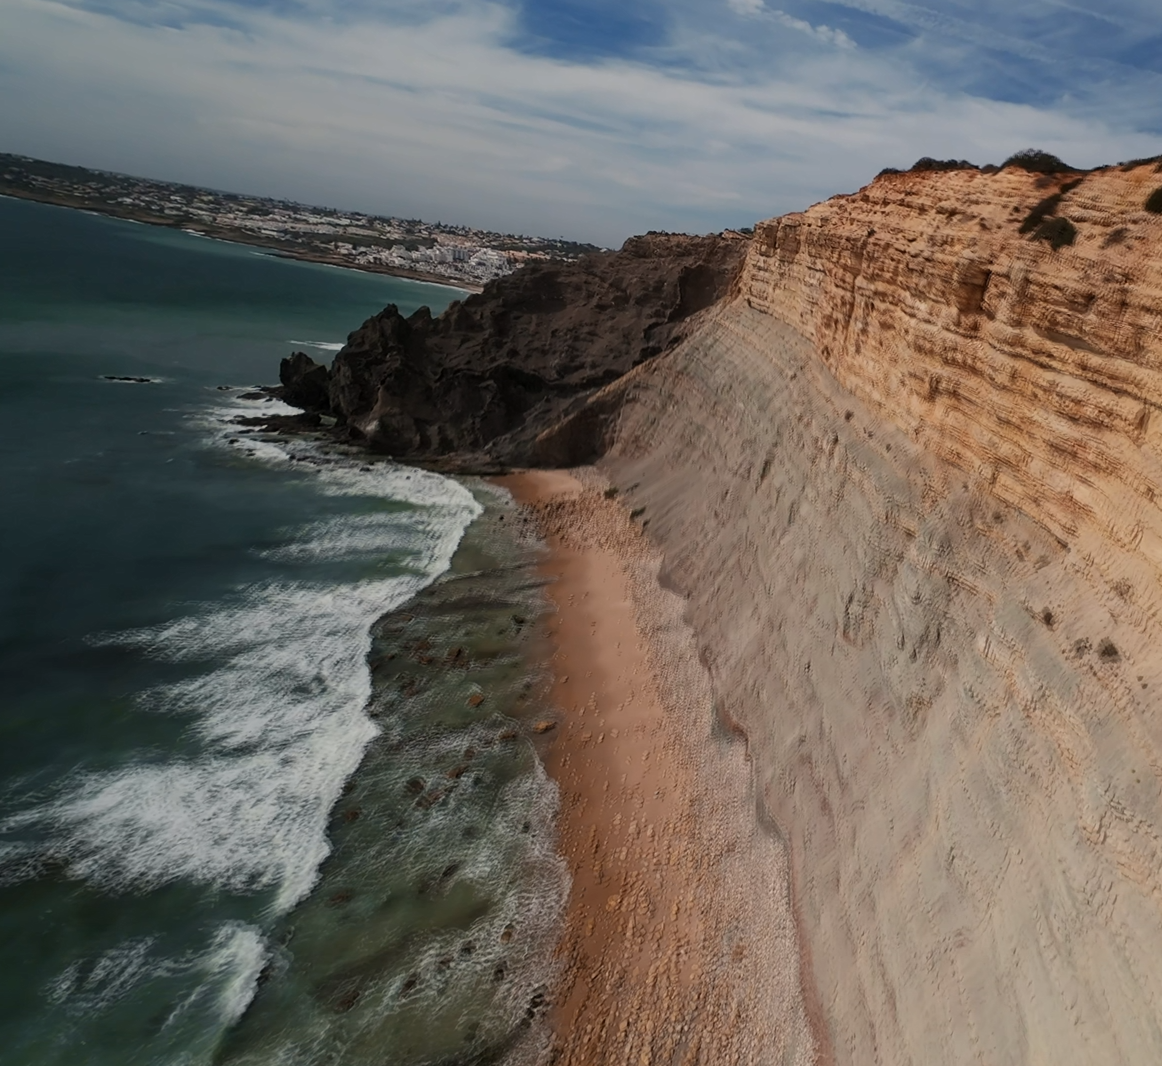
[1002, 148, 1073, 174]
[877, 167, 903, 177]
[1145, 187, 1162, 214]
[1032, 217, 1077, 250]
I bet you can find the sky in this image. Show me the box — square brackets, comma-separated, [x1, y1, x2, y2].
[2, 0, 1162, 244]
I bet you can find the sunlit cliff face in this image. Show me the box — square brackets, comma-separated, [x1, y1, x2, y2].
[576, 161, 1162, 1065]
[745, 162, 1162, 553]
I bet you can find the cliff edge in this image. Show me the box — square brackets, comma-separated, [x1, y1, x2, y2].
[592, 159, 1162, 1065]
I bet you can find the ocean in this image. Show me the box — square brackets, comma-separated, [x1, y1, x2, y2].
[0, 195, 564, 1065]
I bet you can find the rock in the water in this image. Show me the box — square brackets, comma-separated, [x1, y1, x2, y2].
[279, 351, 331, 411]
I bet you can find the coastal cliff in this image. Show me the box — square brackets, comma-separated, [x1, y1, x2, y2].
[593, 160, 1162, 1064]
[280, 232, 745, 466]
[281, 159, 1162, 1063]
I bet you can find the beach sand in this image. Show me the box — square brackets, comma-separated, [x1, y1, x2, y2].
[499, 470, 815, 1066]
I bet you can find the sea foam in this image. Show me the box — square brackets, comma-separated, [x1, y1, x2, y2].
[286, 339, 345, 352]
[3, 405, 481, 915]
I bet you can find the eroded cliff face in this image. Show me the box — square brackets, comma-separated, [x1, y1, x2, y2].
[280, 232, 746, 467]
[744, 164, 1162, 570]
[581, 164, 1162, 1065]
[278, 162, 1162, 1063]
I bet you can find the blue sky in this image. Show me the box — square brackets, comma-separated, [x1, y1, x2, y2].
[2, 0, 1161, 243]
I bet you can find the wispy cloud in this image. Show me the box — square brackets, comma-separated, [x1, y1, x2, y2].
[772, 9, 856, 49]
[0, 0, 1159, 243]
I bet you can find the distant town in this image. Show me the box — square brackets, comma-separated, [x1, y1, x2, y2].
[0, 153, 604, 289]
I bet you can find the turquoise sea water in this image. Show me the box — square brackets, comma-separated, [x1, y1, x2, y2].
[0, 196, 563, 1065]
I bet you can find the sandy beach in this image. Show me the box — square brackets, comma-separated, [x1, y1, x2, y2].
[500, 470, 815, 1066]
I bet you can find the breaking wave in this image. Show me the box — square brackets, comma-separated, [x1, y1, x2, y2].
[2, 410, 480, 916]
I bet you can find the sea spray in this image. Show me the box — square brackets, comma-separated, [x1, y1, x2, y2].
[216, 480, 568, 1066]
[0, 417, 495, 1066]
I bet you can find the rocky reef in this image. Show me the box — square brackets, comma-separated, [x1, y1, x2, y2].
[279, 232, 746, 467]
[281, 158, 1162, 1064]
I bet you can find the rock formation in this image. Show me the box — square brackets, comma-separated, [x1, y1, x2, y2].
[279, 351, 331, 411]
[279, 232, 746, 466]
[282, 158, 1162, 1063]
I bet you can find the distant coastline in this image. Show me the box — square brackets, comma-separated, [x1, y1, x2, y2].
[1, 152, 604, 292]
[0, 187, 485, 293]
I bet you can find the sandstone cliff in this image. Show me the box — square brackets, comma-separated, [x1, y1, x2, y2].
[280, 159, 1162, 1063]
[582, 160, 1162, 1064]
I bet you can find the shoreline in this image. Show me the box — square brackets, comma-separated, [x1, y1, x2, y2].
[0, 189, 484, 293]
[501, 469, 816, 1066]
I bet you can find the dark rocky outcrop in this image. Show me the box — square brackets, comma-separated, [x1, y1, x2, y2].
[279, 351, 332, 411]
[276, 233, 748, 468]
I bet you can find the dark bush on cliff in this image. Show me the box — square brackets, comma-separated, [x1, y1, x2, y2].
[1117, 155, 1162, 172]
[1002, 149, 1074, 174]
[1020, 194, 1064, 234]
[909, 157, 977, 172]
[1145, 187, 1162, 213]
[1018, 179, 1082, 234]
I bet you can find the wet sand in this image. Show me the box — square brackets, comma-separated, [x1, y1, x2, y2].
[499, 470, 815, 1066]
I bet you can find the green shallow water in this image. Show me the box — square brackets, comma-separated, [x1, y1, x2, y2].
[0, 195, 562, 1066]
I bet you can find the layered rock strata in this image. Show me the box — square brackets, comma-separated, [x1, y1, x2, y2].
[282, 161, 1162, 1063]
[594, 305, 1158, 1063]
[743, 163, 1162, 562]
[574, 163, 1162, 1063]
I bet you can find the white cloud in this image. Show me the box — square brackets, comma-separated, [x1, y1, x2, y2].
[0, 0, 1158, 244]
[727, 0, 766, 16]
[772, 10, 856, 49]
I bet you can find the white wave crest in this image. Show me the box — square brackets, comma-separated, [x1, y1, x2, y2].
[203, 923, 268, 1026]
[45, 921, 267, 1033]
[287, 339, 344, 352]
[4, 428, 481, 914]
